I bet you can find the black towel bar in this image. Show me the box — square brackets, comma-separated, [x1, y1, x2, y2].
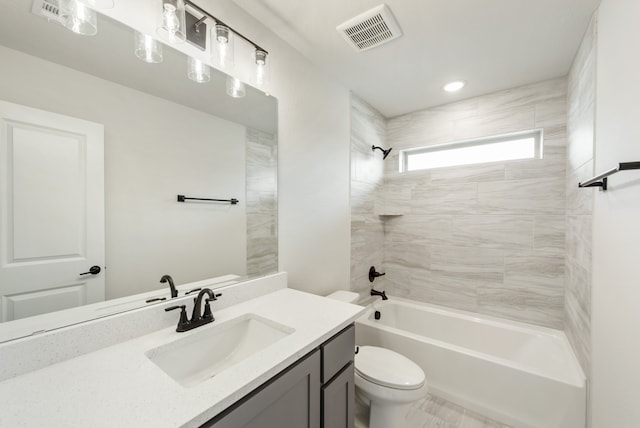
[177, 195, 239, 204]
[578, 161, 640, 191]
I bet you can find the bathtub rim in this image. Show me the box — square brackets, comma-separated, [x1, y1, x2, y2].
[357, 296, 586, 388]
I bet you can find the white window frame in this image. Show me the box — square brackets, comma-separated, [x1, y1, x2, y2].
[399, 129, 544, 173]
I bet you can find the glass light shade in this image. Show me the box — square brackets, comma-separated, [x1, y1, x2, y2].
[251, 49, 269, 88]
[211, 24, 234, 70]
[59, 0, 98, 36]
[156, 0, 186, 44]
[78, 0, 114, 8]
[226, 76, 246, 98]
[134, 32, 163, 64]
[188, 57, 211, 83]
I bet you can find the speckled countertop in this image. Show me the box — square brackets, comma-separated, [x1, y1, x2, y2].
[0, 288, 364, 428]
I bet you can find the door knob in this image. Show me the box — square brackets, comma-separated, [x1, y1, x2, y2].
[79, 265, 101, 276]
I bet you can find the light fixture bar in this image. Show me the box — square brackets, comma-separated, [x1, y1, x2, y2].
[184, 0, 268, 54]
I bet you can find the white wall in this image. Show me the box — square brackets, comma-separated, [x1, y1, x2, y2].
[182, 0, 353, 295]
[0, 45, 247, 299]
[591, 0, 640, 425]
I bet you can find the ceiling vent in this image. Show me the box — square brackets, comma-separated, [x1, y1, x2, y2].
[31, 0, 63, 23]
[336, 4, 403, 52]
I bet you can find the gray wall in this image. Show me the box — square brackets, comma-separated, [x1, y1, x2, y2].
[351, 78, 569, 329]
[350, 95, 386, 300]
[246, 128, 278, 276]
[565, 13, 597, 376]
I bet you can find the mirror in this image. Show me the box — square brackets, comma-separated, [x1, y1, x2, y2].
[0, 1, 278, 342]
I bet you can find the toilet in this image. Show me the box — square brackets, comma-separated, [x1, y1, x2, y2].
[326, 291, 429, 428]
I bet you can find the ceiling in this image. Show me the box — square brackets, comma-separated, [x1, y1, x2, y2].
[233, 0, 600, 118]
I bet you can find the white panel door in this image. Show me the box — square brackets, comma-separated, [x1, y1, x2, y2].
[0, 100, 104, 322]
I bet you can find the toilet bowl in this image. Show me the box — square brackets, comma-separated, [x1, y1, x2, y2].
[325, 291, 428, 428]
[355, 346, 428, 428]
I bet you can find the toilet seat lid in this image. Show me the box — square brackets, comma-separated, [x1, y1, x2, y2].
[355, 346, 425, 390]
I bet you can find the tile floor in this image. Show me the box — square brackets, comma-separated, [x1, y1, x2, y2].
[355, 394, 512, 428]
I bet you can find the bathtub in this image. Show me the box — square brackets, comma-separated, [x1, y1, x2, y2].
[355, 297, 586, 428]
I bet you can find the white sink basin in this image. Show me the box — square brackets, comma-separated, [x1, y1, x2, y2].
[146, 313, 294, 387]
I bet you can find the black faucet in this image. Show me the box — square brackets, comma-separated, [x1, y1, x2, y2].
[164, 288, 222, 332]
[371, 288, 388, 301]
[160, 275, 178, 298]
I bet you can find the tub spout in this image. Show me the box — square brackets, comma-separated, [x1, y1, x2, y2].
[371, 288, 388, 301]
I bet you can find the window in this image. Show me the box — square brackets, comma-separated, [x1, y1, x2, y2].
[400, 129, 543, 172]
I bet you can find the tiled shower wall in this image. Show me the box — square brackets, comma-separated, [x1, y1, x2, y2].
[377, 78, 568, 329]
[565, 14, 597, 374]
[246, 128, 278, 276]
[350, 95, 386, 300]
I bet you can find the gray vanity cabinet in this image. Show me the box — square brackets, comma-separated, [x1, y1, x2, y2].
[201, 324, 355, 428]
[321, 325, 355, 428]
[202, 350, 320, 428]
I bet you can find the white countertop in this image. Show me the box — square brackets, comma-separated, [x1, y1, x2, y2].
[0, 288, 364, 428]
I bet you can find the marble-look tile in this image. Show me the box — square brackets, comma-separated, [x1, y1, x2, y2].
[564, 289, 591, 374]
[385, 241, 431, 270]
[430, 163, 505, 183]
[431, 246, 504, 273]
[565, 215, 592, 310]
[566, 160, 594, 215]
[504, 253, 565, 289]
[477, 285, 564, 329]
[451, 215, 534, 250]
[534, 96, 567, 129]
[477, 77, 567, 113]
[542, 125, 567, 147]
[504, 145, 566, 181]
[533, 215, 565, 253]
[567, 107, 595, 172]
[384, 215, 453, 244]
[246, 128, 277, 277]
[411, 183, 478, 215]
[376, 182, 411, 215]
[453, 106, 535, 141]
[477, 177, 565, 215]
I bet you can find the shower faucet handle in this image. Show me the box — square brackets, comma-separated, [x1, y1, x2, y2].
[369, 266, 386, 282]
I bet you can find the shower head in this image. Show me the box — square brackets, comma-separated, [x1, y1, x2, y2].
[372, 145, 392, 159]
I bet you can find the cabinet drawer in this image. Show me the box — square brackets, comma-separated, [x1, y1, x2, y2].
[321, 324, 355, 383]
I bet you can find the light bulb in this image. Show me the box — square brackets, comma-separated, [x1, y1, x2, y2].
[212, 24, 234, 70]
[252, 49, 269, 87]
[163, 4, 180, 42]
[157, 0, 186, 43]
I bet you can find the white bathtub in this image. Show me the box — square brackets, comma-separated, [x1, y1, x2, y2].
[355, 297, 586, 428]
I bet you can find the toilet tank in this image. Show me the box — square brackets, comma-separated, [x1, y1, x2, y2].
[326, 290, 359, 304]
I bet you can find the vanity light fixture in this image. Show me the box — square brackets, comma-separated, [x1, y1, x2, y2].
[59, 0, 98, 36]
[78, 0, 114, 8]
[443, 80, 466, 92]
[226, 76, 246, 98]
[157, 0, 186, 43]
[134, 32, 163, 63]
[212, 24, 234, 70]
[252, 48, 269, 88]
[188, 57, 211, 83]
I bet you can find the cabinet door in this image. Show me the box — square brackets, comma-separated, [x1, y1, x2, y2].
[322, 362, 354, 428]
[203, 350, 321, 428]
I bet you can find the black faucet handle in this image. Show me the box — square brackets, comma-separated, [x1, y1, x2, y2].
[203, 299, 214, 320]
[185, 287, 201, 295]
[165, 305, 190, 332]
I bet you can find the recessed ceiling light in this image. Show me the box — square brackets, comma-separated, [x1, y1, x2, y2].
[443, 81, 466, 92]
